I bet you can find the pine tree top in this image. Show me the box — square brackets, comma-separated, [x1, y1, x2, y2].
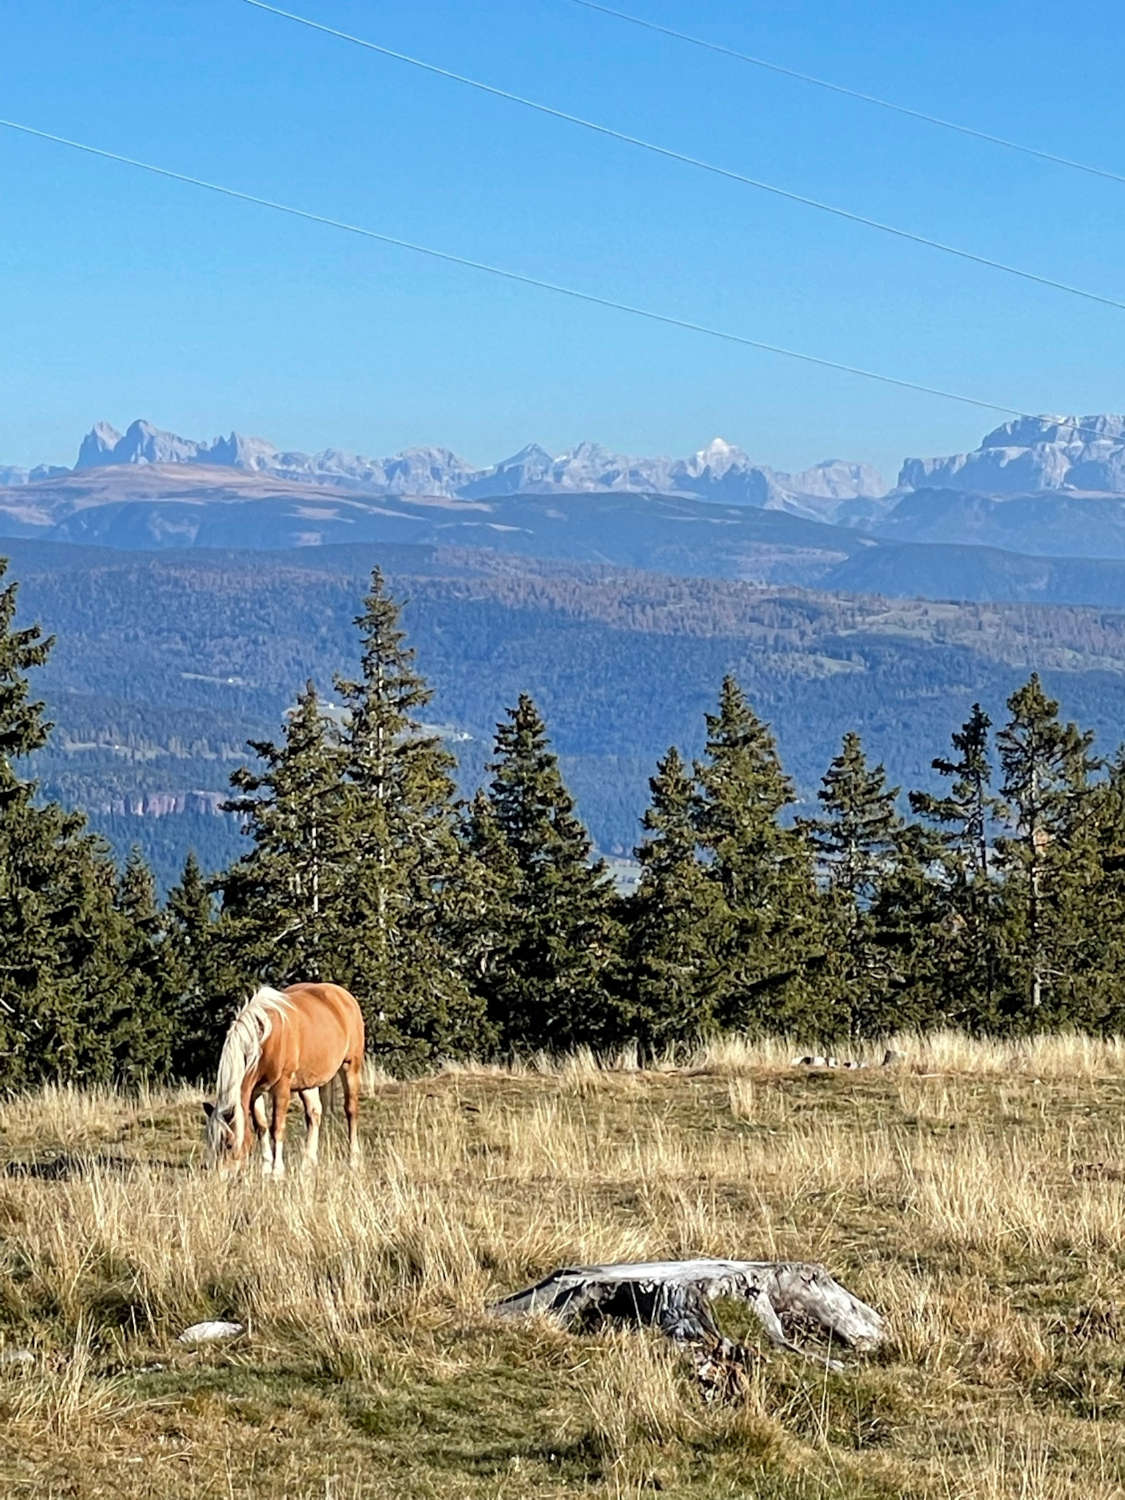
[0, 559, 54, 807]
[117, 846, 158, 922]
[334, 567, 432, 725]
[695, 676, 794, 825]
[804, 730, 903, 897]
[997, 673, 1099, 835]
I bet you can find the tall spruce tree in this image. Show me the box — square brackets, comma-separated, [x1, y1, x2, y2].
[802, 731, 907, 1039]
[994, 674, 1099, 1027]
[331, 570, 488, 1064]
[0, 559, 137, 1087]
[693, 677, 820, 1034]
[471, 693, 623, 1054]
[164, 851, 229, 1081]
[220, 678, 346, 981]
[909, 705, 1006, 1028]
[911, 705, 1000, 881]
[455, 789, 519, 1021]
[101, 846, 174, 1081]
[626, 746, 719, 1050]
[1073, 747, 1125, 1031]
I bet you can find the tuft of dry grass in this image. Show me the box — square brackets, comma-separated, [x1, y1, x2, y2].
[3, 1033, 1125, 1496]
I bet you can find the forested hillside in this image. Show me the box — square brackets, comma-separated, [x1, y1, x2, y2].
[6, 555, 1125, 1091]
[5, 536, 1125, 886]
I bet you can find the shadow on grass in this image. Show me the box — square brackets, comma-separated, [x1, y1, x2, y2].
[3, 1152, 188, 1180]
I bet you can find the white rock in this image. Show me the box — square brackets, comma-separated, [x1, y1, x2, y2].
[177, 1320, 244, 1345]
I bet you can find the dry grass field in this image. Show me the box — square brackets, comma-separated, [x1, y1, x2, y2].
[4, 1033, 1125, 1498]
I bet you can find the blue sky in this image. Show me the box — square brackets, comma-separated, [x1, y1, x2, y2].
[1, 0, 1123, 481]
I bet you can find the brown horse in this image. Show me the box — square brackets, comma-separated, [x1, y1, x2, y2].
[203, 983, 364, 1174]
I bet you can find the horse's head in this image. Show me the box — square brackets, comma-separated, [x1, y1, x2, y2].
[202, 1099, 241, 1169]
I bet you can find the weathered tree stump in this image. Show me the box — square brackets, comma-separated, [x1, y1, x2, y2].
[491, 1258, 885, 1390]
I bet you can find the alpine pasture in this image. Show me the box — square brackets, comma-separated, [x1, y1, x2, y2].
[3, 1034, 1125, 1499]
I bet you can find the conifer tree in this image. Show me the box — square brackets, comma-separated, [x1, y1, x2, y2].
[0, 559, 137, 1087]
[693, 677, 820, 1034]
[456, 788, 519, 1010]
[99, 847, 174, 1081]
[220, 678, 346, 981]
[911, 705, 1000, 881]
[626, 746, 719, 1049]
[165, 851, 229, 1080]
[331, 570, 488, 1063]
[1073, 747, 1125, 1031]
[0, 559, 51, 803]
[473, 693, 623, 1054]
[806, 732, 902, 901]
[802, 731, 907, 1038]
[994, 674, 1099, 1026]
[909, 705, 1005, 1027]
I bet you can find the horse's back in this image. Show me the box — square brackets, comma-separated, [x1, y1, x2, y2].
[269, 982, 365, 1088]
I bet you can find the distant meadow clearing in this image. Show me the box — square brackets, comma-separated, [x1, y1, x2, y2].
[3, 1034, 1125, 1498]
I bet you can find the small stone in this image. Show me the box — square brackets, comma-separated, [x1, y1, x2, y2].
[0, 1348, 34, 1368]
[809, 1056, 827, 1068]
[177, 1321, 244, 1346]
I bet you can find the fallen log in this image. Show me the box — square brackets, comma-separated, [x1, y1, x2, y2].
[491, 1259, 884, 1388]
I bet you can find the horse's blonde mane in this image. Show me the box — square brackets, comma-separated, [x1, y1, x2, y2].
[211, 986, 292, 1148]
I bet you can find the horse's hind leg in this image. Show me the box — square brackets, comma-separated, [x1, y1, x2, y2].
[299, 1087, 322, 1169]
[341, 1061, 361, 1167]
[252, 1091, 273, 1175]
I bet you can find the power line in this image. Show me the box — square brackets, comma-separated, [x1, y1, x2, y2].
[0, 116, 1112, 446]
[238, 0, 1125, 316]
[566, 0, 1125, 190]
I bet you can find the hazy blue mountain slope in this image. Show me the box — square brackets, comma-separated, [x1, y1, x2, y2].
[0, 471, 871, 580]
[8, 538, 1125, 888]
[874, 488, 1125, 558]
[823, 540, 1125, 605]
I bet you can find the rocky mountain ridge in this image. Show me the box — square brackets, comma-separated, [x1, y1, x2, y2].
[9, 414, 1125, 508]
[6, 414, 1125, 559]
[2, 418, 888, 518]
[897, 414, 1125, 495]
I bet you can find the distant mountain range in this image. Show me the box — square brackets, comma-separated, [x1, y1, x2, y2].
[8, 411, 1125, 510]
[0, 417, 889, 519]
[5, 413, 1125, 591]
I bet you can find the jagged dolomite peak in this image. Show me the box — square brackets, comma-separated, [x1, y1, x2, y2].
[898, 415, 1125, 495]
[6, 416, 895, 517]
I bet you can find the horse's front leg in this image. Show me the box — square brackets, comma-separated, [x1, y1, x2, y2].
[299, 1087, 322, 1169]
[251, 1091, 273, 1175]
[270, 1079, 293, 1177]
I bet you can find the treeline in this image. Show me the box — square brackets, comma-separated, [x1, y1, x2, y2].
[4, 557, 1125, 1090]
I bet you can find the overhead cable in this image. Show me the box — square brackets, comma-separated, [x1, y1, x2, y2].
[238, 0, 1125, 316]
[0, 117, 1111, 445]
[566, 0, 1125, 190]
